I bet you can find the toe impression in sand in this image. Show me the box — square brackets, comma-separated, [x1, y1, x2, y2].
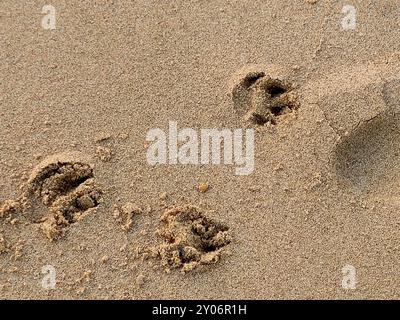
[229, 64, 299, 126]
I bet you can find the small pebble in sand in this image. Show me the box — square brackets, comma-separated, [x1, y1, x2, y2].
[197, 183, 209, 193]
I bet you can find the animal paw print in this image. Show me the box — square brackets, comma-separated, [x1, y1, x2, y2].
[230, 65, 299, 125]
[26, 152, 102, 240]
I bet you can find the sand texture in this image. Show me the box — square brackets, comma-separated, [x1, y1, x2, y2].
[1, 0, 400, 299]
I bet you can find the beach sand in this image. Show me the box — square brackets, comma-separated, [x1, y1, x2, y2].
[1, 0, 400, 299]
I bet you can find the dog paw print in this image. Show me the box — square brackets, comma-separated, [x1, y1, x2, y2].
[229, 65, 299, 125]
[152, 205, 231, 273]
[26, 152, 102, 240]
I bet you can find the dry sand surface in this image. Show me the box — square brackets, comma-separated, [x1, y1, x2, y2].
[1, 0, 400, 299]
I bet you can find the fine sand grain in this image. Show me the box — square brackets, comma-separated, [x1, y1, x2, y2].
[1, 0, 400, 299]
